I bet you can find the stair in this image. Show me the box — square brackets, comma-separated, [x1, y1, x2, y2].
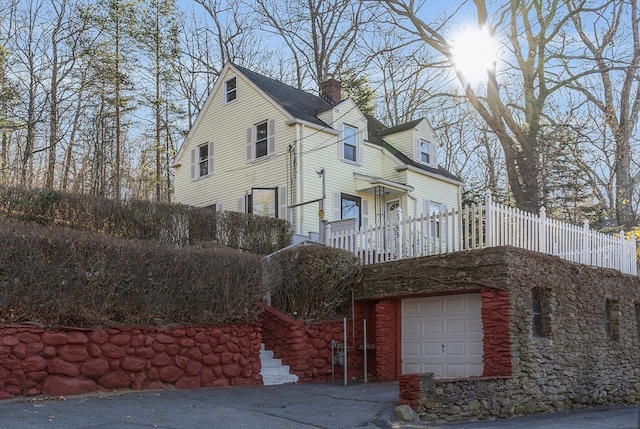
[259, 344, 299, 386]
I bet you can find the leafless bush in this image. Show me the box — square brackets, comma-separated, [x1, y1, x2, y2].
[0, 185, 291, 255]
[0, 218, 267, 327]
[266, 245, 362, 320]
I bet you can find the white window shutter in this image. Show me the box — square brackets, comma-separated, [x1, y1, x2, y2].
[246, 127, 253, 161]
[208, 142, 215, 175]
[190, 148, 197, 180]
[278, 186, 288, 220]
[423, 199, 431, 216]
[237, 196, 246, 213]
[415, 138, 421, 162]
[357, 132, 363, 165]
[430, 142, 437, 166]
[268, 119, 276, 155]
[333, 192, 341, 221]
[361, 199, 368, 229]
[338, 123, 344, 160]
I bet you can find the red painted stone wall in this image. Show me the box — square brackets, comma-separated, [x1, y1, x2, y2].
[0, 324, 262, 400]
[398, 373, 422, 409]
[260, 305, 366, 382]
[375, 299, 398, 381]
[481, 288, 512, 376]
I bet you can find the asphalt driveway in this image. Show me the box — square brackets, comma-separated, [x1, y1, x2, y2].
[0, 382, 637, 429]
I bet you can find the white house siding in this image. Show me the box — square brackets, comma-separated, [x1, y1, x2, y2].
[173, 68, 295, 214]
[383, 119, 439, 167]
[294, 102, 366, 236]
[405, 171, 459, 216]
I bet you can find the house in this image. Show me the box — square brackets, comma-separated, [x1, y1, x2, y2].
[172, 63, 462, 242]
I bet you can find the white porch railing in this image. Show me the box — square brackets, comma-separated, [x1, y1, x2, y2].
[326, 191, 638, 276]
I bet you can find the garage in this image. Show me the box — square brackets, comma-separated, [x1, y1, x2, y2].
[401, 293, 483, 378]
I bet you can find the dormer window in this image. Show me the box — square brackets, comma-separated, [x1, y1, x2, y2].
[340, 124, 362, 165]
[225, 77, 237, 103]
[419, 139, 432, 164]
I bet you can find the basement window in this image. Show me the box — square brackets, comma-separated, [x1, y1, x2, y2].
[605, 299, 621, 341]
[532, 288, 551, 338]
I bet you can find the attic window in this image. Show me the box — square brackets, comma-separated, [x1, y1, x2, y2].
[225, 77, 237, 103]
[419, 139, 432, 164]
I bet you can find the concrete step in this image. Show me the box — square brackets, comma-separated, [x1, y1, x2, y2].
[259, 344, 299, 386]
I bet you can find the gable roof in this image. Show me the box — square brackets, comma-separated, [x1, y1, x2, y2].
[232, 64, 333, 128]
[365, 115, 462, 183]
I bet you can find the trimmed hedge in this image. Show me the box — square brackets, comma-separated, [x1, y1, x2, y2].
[0, 186, 291, 255]
[0, 218, 267, 327]
[266, 245, 362, 320]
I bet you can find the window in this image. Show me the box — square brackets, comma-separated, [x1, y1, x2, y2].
[225, 77, 237, 103]
[342, 125, 357, 162]
[419, 140, 431, 164]
[255, 121, 268, 159]
[247, 119, 275, 161]
[605, 299, 620, 341]
[238, 187, 287, 219]
[251, 188, 277, 217]
[424, 200, 446, 238]
[190, 142, 214, 180]
[198, 144, 209, 177]
[532, 288, 551, 338]
[341, 193, 361, 225]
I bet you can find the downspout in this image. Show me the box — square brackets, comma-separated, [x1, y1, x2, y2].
[298, 124, 305, 236]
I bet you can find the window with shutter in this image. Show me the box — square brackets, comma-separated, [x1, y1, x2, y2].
[247, 119, 275, 162]
[191, 142, 214, 180]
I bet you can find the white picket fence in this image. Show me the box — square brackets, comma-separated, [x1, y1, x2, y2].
[326, 191, 638, 276]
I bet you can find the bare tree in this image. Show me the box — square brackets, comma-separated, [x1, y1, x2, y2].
[562, 0, 640, 229]
[383, 0, 581, 214]
[250, 0, 373, 90]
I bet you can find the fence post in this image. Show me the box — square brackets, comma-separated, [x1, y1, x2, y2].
[326, 224, 332, 248]
[397, 207, 404, 259]
[538, 206, 547, 253]
[582, 219, 590, 266]
[484, 190, 493, 247]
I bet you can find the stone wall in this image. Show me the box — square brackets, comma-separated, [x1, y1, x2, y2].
[260, 304, 365, 382]
[367, 247, 640, 422]
[0, 324, 262, 399]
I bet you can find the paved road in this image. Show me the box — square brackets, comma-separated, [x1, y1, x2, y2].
[0, 382, 637, 429]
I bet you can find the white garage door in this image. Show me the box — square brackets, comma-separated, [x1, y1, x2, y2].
[401, 293, 483, 378]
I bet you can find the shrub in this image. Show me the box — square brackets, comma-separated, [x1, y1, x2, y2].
[0, 185, 291, 255]
[266, 245, 361, 320]
[0, 218, 267, 326]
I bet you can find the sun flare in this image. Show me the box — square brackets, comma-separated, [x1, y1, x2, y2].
[451, 26, 498, 86]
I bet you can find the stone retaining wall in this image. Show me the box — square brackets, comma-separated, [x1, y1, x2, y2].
[0, 324, 262, 399]
[260, 304, 365, 382]
[388, 247, 640, 422]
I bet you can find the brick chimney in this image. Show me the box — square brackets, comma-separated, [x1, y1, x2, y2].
[320, 74, 341, 104]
